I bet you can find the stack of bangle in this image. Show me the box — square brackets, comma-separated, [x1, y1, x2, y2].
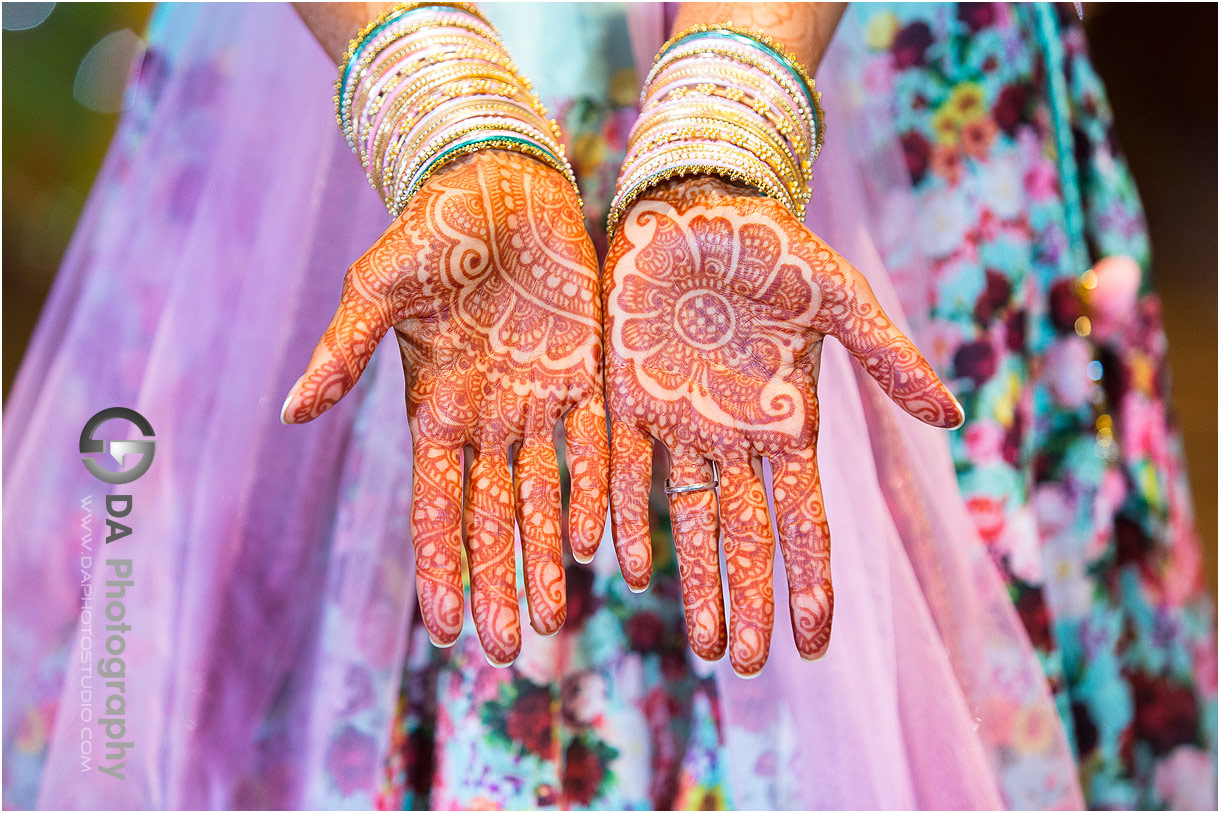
[335, 2, 581, 216]
[606, 24, 824, 240]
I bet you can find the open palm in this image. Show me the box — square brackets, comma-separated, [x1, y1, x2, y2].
[604, 177, 962, 676]
[282, 151, 609, 665]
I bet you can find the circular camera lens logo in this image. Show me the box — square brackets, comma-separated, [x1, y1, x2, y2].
[79, 407, 156, 485]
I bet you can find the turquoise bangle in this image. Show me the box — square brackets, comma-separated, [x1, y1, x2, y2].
[401, 132, 560, 201]
[339, 7, 413, 121]
[339, 5, 480, 124]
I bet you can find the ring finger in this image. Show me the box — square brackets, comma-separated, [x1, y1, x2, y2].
[666, 453, 726, 661]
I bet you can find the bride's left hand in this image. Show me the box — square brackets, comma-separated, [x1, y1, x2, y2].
[604, 176, 963, 676]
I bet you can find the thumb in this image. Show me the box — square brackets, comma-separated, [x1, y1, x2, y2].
[281, 269, 396, 425]
[811, 245, 963, 429]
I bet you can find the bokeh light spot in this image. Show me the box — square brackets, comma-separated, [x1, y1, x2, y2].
[2, 3, 55, 31]
[73, 28, 145, 114]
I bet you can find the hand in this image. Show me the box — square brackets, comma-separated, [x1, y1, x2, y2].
[281, 151, 609, 666]
[603, 177, 962, 676]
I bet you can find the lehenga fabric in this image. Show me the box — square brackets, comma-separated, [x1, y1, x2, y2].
[1, 3, 1211, 811]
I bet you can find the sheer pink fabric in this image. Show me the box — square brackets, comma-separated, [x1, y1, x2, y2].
[4, 4, 1081, 808]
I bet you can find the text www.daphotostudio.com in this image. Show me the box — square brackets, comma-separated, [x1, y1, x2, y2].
[77, 407, 155, 780]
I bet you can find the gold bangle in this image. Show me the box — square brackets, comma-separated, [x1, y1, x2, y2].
[628, 105, 806, 195]
[627, 121, 803, 196]
[395, 138, 581, 217]
[653, 22, 818, 107]
[641, 64, 809, 154]
[395, 134, 578, 214]
[616, 144, 790, 206]
[363, 65, 531, 162]
[647, 38, 825, 165]
[391, 118, 571, 207]
[340, 17, 504, 129]
[369, 63, 538, 165]
[649, 42, 813, 124]
[375, 79, 523, 187]
[614, 142, 794, 218]
[337, 12, 506, 136]
[338, 1, 496, 76]
[629, 102, 797, 169]
[392, 98, 556, 176]
[608, 154, 793, 242]
[361, 61, 529, 160]
[355, 47, 518, 150]
[355, 41, 508, 114]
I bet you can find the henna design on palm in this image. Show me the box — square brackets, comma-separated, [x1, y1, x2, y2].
[282, 151, 609, 665]
[604, 177, 962, 677]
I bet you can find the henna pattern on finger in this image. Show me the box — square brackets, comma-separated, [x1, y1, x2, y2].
[608, 421, 654, 591]
[604, 176, 958, 667]
[771, 445, 834, 660]
[666, 456, 727, 661]
[466, 451, 522, 665]
[563, 395, 610, 562]
[514, 436, 567, 635]
[717, 459, 776, 677]
[410, 441, 467, 646]
[287, 151, 608, 664]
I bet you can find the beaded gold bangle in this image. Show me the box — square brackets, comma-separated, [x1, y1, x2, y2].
[627, 121, 803, 198]
[337, 2, 580, 214]
[649, 43, 817, 140]
[394, 116, 569, 196]
[338, 13, 503, 129]
[366, 61, 533, 151]
[608, 24, 825, 242]
[627, 103, 797, 171]
[652, 23, 818, 106]
[355, 41, 509, 116]
[357, 61, 529, 160]
[625, 110, 802, 196]
[402, 137, 580, 214]
[615, 141, 794, 209]
[608, 150, 791, 239]
[393, 132, 577, 214]
[375, 82, 524, 188]
[349, 50, 523, 149]
[642, 63, 809, 154]
[393, 99, 556, 174]
[361, 62, 530, 173]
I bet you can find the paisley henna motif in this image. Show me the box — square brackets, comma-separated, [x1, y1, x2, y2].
[604, 177, 961, 673]
[282, 151, 609, 664]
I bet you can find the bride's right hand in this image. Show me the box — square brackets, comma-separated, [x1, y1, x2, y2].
[281, 150, 609, 666]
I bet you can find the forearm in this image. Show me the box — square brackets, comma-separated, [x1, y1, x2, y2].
[670, 2, 846, 74]
[294, 2, 395, 62]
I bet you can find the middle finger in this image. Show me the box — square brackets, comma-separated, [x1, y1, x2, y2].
[465, 448, 522, 665]
[718, 458, 777, 678]
[514, 430, 566, 636]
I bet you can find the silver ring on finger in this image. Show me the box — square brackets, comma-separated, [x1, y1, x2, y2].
[664, 460, 719, 495]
